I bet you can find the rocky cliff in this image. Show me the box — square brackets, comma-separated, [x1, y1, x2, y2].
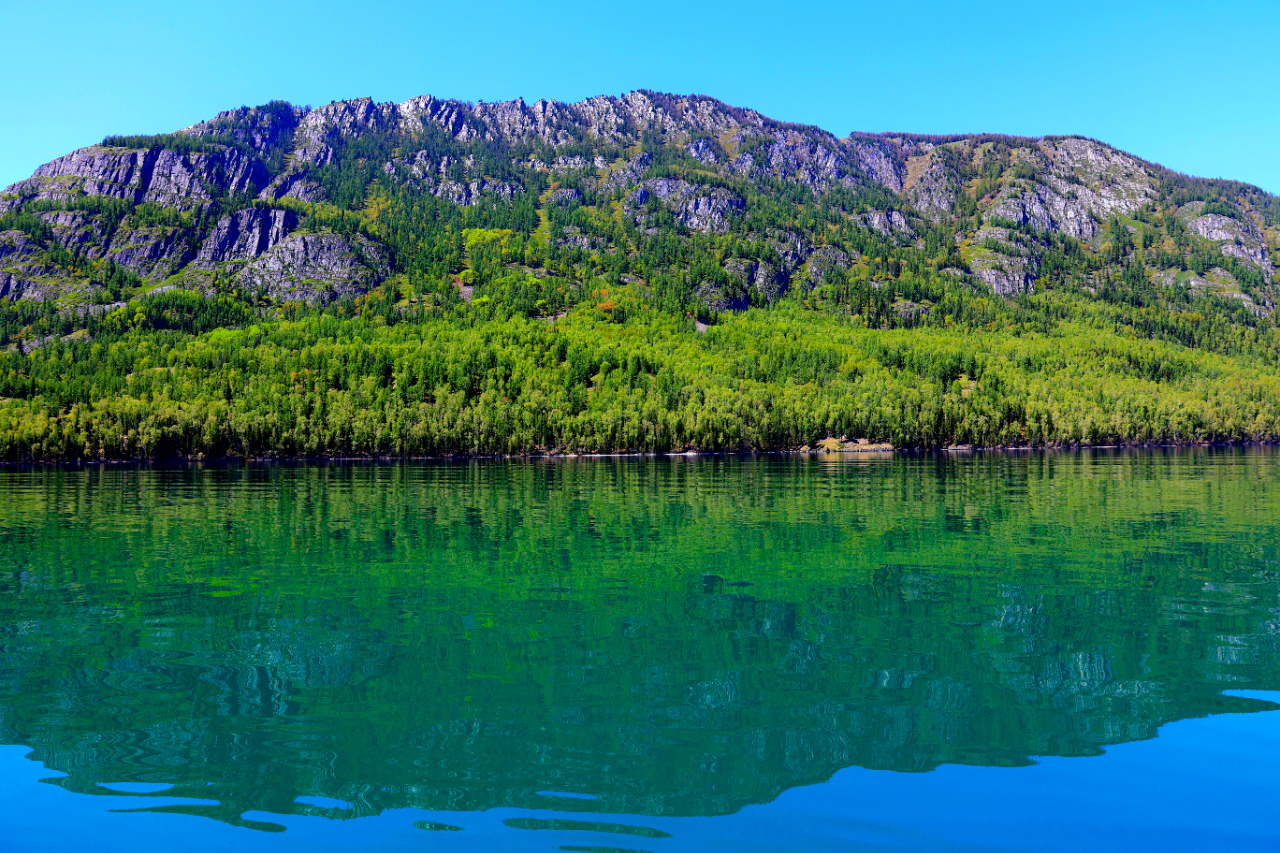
[2, 90, 1277, 312]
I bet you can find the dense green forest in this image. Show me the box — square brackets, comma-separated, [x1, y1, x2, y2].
[1, 92, 1278, 459]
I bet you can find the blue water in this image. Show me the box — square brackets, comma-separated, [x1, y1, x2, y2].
[2, 454, 1280, 850]
[4, 692, 1277, 852]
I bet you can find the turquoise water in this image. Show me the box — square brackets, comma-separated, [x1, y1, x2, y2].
[1, 451, 1278, 850]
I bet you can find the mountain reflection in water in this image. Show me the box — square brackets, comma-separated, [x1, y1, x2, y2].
[0, 451, 1278, 834]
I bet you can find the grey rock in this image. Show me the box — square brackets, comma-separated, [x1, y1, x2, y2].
[0, 230, 49, 300]
[806, 246, 850, 283]
[766, 229, 811, 275]
[725, 257, 788, 303]
[555, 225, 608, 252]
[3, 144, 268, 210]
[628, 178, 744, 233]
[985, 139, 1154, 241]
[686, 138, 719, 164]
[1185, 210, 1271, 278]
[548, 188, 582, 206]
[904, 154, 960, 221]
[432, 177, 523, 206]
[237, 232, 389, 302]
[195, 209, 298, 264]
[605, 153, 653, 189]
[103, 225, 194, 280]
[258, 171, 324, 203]
[845, 138, 906, 192]
[860, 209, 913, 237]
[969, 227, 1041, 296]
[37, 210, 111, 255]
[183, 102, 304, 156]
[694, 280, 749, 312]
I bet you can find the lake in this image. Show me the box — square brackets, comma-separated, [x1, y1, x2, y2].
[1, 450, 1278, 851]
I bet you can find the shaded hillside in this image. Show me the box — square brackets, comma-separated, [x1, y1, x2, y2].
[1, 91, 1279, 458]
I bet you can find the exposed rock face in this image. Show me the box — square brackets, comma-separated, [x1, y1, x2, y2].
[184, 102, 304, 156]
[845, 138, 906, 192]
[605, 153, 653, 189]
[436, 178, 523, 206]
[686, 138, 719, 165]
[1177, 266, 1275, 314]
[628, 178, 744, 233]
[1185, 209, 1272, 279]
[3, 145, 268, 211]
[725, 257, 788, 303]
[694, 279, 749, 312]
[991, 140, 1152, 240]
[765, 229, 811, 276]
[258, 171, 323, 203]
[3, 88, 1277, 311]
[860, 209, 913, 237]
[806, 246, 851, 283]
[103, 225, 194, 280]
[556, 225, 608, 252]
[36, 210, 112, 255]
[0, 231, 49, 300]
[969, 226, 1041, 295]
[547, 187, 581, 206]
[237, 232, 389, 302]
[195, 209, 298, 264]
[904, 153, 960, 221]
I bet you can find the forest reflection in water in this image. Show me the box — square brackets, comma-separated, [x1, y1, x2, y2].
[0, 450, 1278, 840]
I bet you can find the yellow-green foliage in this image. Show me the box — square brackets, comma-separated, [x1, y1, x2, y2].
[2, 302, 1278, 460]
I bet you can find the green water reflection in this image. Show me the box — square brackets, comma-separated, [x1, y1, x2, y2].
[1, 451, 1278, 831]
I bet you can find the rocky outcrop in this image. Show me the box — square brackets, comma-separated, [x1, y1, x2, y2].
[36, 210, 112, 255]
[806, 246, 851, 283]
[904, 152, 960, 221]
[990, 140, 1153, 240]
[605, 153, 653, 189]
[555, 225, 609, 252]
[435, 178, 523, 206]
[859, 209, 913, 237]
[968, 226, 1041, 296]
[195, 209, 298, 264]
[292, 98, 399, 167]
[627, 178, 744, 233]
[257, 171, 323, 203]
[0, 230, 49, 300]
[183, 102, 303, 156]
[724, 257, 788, 303]
[547, 187, 582, 206]
[103, 225, 195, 280]
[236, 232, 389, 302]
[686, 138, 719, 165]
[765, 229, 811, 276]
[1184, 207, 1271, 279]
[3, 144, 268, 211]
[845, 137, 906, 192]
[694, 279, 749, 312]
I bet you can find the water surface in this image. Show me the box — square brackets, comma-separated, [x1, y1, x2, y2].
[2, 451, 1279, 850]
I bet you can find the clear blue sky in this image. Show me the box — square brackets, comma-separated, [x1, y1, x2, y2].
[2, 0, 1277, 192]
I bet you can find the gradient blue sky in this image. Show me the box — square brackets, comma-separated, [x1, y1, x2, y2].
[2, 0, 1277, 191]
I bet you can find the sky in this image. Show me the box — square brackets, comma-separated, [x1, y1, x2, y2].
[1, 0, 1278, 192]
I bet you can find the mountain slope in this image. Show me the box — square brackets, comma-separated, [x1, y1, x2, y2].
[1, 91, 1279, 459]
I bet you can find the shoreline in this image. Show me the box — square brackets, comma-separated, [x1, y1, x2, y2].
[2, 440, 1277, 468]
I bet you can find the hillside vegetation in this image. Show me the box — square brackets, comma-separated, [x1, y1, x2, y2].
[1, 91, 1278, 459]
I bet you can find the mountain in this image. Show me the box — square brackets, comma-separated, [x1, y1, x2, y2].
[1, 91, 1279, 459]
